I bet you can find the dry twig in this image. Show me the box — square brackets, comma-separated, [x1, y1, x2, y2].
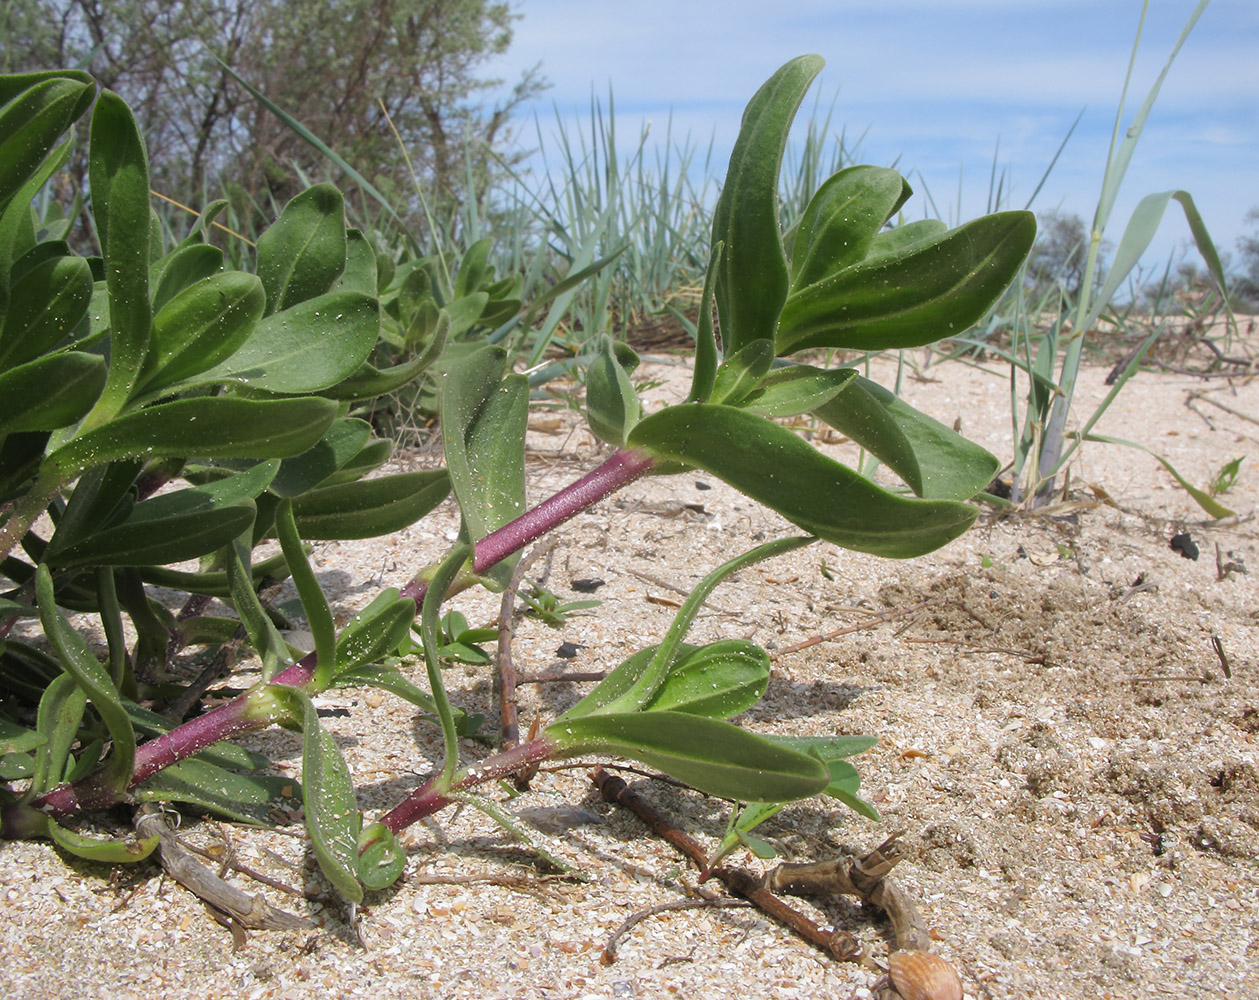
[495, 538, 559, 753]
[133, 805, 311, 936]
[591, 768, 870, 967]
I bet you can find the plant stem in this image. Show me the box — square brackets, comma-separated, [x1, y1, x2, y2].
[0, 471, 64, 566]
[401, 447, 653, 600]
[6, 447, 655, 830]
[375, 737, 556, 835]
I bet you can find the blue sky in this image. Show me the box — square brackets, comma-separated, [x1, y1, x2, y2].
[489, 0, 1257, 275]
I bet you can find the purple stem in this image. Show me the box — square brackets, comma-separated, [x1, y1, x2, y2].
[376, 737, 557, 836]
[400, 447, 653, 600]
[8, 448, 654, 828]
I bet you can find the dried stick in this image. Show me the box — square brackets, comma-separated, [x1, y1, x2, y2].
[766, 831, 931, 953]
[770, 598, 948, 659]
[495, 538, 558, 750]
[590, 768, 869, 966]
[1187, 390, 1259, 426]
[600, 898, 752, 964]
[134, 805, 311, 933]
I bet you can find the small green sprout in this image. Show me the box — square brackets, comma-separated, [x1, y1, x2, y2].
[1209, 456, 1245, 497]
[518, 585, 601, 629]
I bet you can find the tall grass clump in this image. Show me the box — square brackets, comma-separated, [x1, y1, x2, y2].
[1004, 0, 1229, 506]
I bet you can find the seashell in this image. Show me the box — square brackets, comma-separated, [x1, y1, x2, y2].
[887, 949, 964, 1000]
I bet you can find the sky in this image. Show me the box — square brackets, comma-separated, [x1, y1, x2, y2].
[487, 0, 1257, 276]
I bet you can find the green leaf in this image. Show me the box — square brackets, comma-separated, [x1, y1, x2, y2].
[811, 375, 999, 500]
[285, 688, 363, 903]
[585, 334, 641, 447]
[47, 817, 158, 863]
[737, 828, 779, 859]
[455, 237, 494, 298]
[440, 346, 528, 586]
[189, 290, 379, 394]
[49, 502, 254, 569]
[135, 757, 300, 826]
[85, 89, 152, 425]
[320, 437, 393, 485]
[790, 165, 910, 289]
[47, 396, 339, 478]
[335, 229, 378, 297]
[35, 565, 135, 795]
[686, 241, 723, 404]
[1083, 190, 1226, 334]
[629, 405, 981, 557]
[550, 712, 829, 802]
[150, 242, 225, 313]
[711, 55, 823, 353]
[0, 717, 46, 754]
[255, 183, 347, 314]
[45, 462, 277, 568]
[333, 589, 416, 677]
[225, 537, 290, 681]
[775, 211, 1036, 354]
[0, 752, 34, 780]
[289, 470, 451, 539]
[1082, 432, 1235, 519]
[563, 642, 697, 721]
[577, 536, 811, 718]
[444, 291, 490, 338]
[640, 640, 770, 719]
[331, 663, 437, 715]
[270, 417, 372, 498]
[0, 137, 74, 306]
[29, 673, 85, 796]
[865, 219, 948, 262]
[819, 758, 880, 821]
[136, 271, 265, 393]
[317, 346, 442, 402]
[739, 364, 855, 419]
[0, 252, 93, 367]
[727, 801, 787, 861]
[1092, 1, 1210, 234]
[276, 498, 337, 685]
[0, 75, 95, 212]
[0, 352, 106, 434]
[709, 339, 774, 408]
[357, 821, 406, 890]
[323, 306, 449, 403]
[760, 734, 880, 819]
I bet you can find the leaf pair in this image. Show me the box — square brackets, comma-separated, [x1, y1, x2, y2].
[270, 687, 405, 902]
[711, 54, 1035, 359]
[545, 537, 833, 803]
[711, 735, 879, 866]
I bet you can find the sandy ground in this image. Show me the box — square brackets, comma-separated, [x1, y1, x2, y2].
[2, 339, 1257, 1000]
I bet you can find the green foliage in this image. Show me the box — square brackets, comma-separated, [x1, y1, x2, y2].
[435, 611, 497, 665]
[518, 585, 601, 629]
[0, 69, 451, 851]
[1, 56, 1029, 913]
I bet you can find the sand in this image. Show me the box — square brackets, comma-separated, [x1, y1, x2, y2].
[2, 337, 1257, 1000]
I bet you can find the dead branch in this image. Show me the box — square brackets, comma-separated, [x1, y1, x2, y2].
[134, 805, 311, 934]
[590, 768, 869, 967]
